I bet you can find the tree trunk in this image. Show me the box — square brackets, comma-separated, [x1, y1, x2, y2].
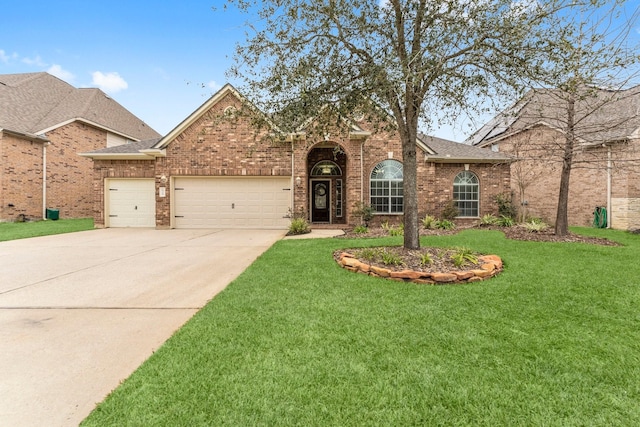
[555, 97, 575, 236]
[400, 108, 420, 250]
[402, 134, 420, 249]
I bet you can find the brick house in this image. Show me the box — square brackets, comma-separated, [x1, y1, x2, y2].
[468, 85, 640, 229]
[0, 72, 160, 222]
[82, 84, 512, 229]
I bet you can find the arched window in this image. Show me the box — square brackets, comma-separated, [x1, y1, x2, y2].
[311, 160, 342, 176]
[370, 160, 403, 213]
[453, 171, 479, 217]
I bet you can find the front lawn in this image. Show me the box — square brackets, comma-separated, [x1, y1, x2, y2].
[0, 218, 94, 242]
[82, 228, 640, 426]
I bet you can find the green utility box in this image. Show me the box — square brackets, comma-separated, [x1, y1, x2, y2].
[46, 208, 59, 220]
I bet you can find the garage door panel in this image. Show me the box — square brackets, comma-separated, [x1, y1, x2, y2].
[107, 179, 155, 228]
[173, 178, 291, 229]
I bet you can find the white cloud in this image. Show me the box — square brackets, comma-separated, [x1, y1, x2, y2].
[91, 71, 128, 93]
[22, 55, 47, 67]
[208, 80, 221, 91]
[0, 49, 11, 63]
[48, 64, 75, 82]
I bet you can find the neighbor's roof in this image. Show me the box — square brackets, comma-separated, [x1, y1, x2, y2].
[0, 72, 160, 140]
[419, 134, 513, 163]
[468, 85, 640, 146]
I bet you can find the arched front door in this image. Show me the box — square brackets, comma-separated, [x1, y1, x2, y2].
[308, 146, 346, 224]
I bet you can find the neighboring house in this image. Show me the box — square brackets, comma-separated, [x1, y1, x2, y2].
[468, 85, 640, 230]
[81, 84, 512, 229]
[0, 72, 161, 222]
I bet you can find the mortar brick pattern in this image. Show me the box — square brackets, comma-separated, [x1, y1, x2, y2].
[0, 133, 44, 220]
[495, 127, 640, 228]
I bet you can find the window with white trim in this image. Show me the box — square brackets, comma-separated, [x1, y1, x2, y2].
[370, 160, 403, 214]
[453, 171, 479, 217]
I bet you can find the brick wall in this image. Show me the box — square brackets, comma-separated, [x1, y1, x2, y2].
[0, 132, 44, 221]
[45, 122, 108, 219]
[492, 127, 640, 228]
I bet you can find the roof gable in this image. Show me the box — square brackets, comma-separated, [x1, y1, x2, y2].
[154, 84, 278, 149]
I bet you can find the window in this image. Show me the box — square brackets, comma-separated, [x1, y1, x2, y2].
[311, 160, 341, 176]
[453, 171, 479, 217]
[370, 160, 403, 213]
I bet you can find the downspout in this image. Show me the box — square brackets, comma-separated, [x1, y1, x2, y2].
[360, 139, 364, 204]
[291, 139, 295, 218]
[607, 144, 612, 228]
[42, 142, 48, 219]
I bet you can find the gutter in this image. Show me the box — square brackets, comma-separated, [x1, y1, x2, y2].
[78, 149, 166, 160]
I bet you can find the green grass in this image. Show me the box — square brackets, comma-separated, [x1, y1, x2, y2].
[0, 218, 94, 242]
[82, 227, 640, 426]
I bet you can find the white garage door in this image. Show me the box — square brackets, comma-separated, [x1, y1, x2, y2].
[107, 179, 156, 227]
[173, 177, 292, 229]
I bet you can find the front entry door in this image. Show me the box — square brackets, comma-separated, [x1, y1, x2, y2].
[311, 180, 330, 222]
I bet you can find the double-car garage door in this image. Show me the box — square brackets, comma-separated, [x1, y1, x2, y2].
[173, 177, 291, 229]
[106, 177, 291, 229]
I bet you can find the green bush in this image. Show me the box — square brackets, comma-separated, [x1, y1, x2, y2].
[352, 201, 375, 226]
[420, 252, 433, 266]
[495, 193, 517, 220]
[353, 225, 369, 234]
[388, 223, 404, 236]
[497, 215, 515, 227]
[380, 249, 404, 266]
[441, 200, 459, 221]
[522, 220, 548, 233]
[422, 214, 438, 229]
[288, 218, 311, 235]
[479, 214, 499, 226]
[450, 247, 478, 268]
[436, 219, 455, 230]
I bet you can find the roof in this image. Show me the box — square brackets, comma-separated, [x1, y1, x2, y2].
[0, 72, 160, 140]
[419, 134, 513, 163]
[468, 85, 640, 146]
[79, 138, 165, 160]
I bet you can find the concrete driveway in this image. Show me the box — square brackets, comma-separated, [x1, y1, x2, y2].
[0, 228, 285, 427]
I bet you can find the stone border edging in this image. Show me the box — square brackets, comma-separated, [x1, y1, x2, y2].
[337, 252, 503, 285]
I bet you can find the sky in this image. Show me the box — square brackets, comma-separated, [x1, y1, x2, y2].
[1, 0, 640, 141]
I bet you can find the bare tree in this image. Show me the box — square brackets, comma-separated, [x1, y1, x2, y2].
[517, 3, 640, 235]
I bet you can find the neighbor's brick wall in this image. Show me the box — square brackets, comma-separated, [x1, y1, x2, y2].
[46, 122, 109, 219]
[90, 159, 156, 227]
[0, 132, 44, 221]
[610, 137, 640, 229]
[494, 127, 609, 226]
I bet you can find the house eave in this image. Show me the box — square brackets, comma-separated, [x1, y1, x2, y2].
[78, 149, 166, 160]
[425, 155, 514, 164]
[349, 130, 371, 140]
[0, 127, 50, 143]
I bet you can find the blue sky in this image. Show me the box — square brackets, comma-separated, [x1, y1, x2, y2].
[1, 0, 639, 141]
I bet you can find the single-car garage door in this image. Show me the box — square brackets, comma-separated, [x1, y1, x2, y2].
[106, 179, 156, 227]
[173, 177, 292, 229]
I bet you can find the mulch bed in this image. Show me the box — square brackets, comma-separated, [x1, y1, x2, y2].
[334, 224, 618, 276]
[338, 224, 620, 246]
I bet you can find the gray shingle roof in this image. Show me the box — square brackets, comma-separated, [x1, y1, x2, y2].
[468, 85, 640, 146]
[85, 138, 162, 154]
[0, 72, 160, 140]
[419, 134, 513, 162]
